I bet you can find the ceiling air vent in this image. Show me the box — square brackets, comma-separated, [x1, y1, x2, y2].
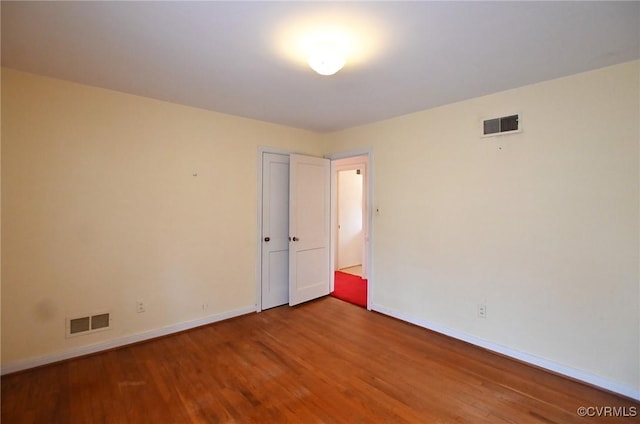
[482, 114, 520, 137]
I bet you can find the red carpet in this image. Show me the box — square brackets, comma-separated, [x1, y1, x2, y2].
[331, 271, 367, 308]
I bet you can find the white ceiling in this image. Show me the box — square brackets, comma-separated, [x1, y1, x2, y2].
[2, 1, 639, 133]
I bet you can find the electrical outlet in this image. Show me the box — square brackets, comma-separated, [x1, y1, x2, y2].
[136, 301, 145, 313]
[478, 303, 487, 318]
[202, 303, 208, 311]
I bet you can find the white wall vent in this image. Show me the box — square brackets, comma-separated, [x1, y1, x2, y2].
[482, 114, 521, 137]
[66, 312, 111, 337]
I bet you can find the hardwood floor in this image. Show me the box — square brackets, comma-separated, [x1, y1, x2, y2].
[2, 297, 638, 423]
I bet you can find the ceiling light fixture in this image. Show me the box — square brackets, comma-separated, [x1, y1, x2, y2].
[307, 43, 346, 76]
[275, 11, 386, 76]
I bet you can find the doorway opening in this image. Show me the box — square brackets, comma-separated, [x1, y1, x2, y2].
[337, 168, 364, 274]
[330, 154, 370, 309]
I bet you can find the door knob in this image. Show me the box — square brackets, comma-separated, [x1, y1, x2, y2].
[292, 237, 299, 242]
[264, 237, 270, 242]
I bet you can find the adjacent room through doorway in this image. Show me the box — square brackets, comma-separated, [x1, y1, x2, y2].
[330, 156, 369, 308]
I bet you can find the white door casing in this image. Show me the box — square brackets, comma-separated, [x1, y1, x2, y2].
[289, 154, 331, 306]
[261, 153, 290, 310]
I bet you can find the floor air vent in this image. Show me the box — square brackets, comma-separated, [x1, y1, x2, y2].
[482, 114, 520, 137]
[67, 312, 111, 337]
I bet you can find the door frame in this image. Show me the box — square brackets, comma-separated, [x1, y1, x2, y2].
[327, 149, 373, 310]
[256, 147, 374, 312]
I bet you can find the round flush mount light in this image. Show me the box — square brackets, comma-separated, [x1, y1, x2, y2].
[307, 43, 346, 76]
[274, 9, 387, 76]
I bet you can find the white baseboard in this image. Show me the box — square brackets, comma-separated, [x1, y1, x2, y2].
[1, 305, 256, 376]
[370, 302, 640, 401]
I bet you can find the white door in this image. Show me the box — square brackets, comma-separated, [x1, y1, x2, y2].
[261, 153, 290, 309]
[337, 169, 364, 269]
[289, 154, 331, 306]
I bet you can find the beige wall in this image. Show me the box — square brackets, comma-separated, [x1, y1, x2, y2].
[1, 69, 322, 365]
[2, 62, 639, 397]
[324, 61, 639, 395]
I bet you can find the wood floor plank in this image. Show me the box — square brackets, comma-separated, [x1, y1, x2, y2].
[2, 297, 638, 423]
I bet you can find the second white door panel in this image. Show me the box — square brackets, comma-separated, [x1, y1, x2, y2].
[289, 154, 331, 306]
